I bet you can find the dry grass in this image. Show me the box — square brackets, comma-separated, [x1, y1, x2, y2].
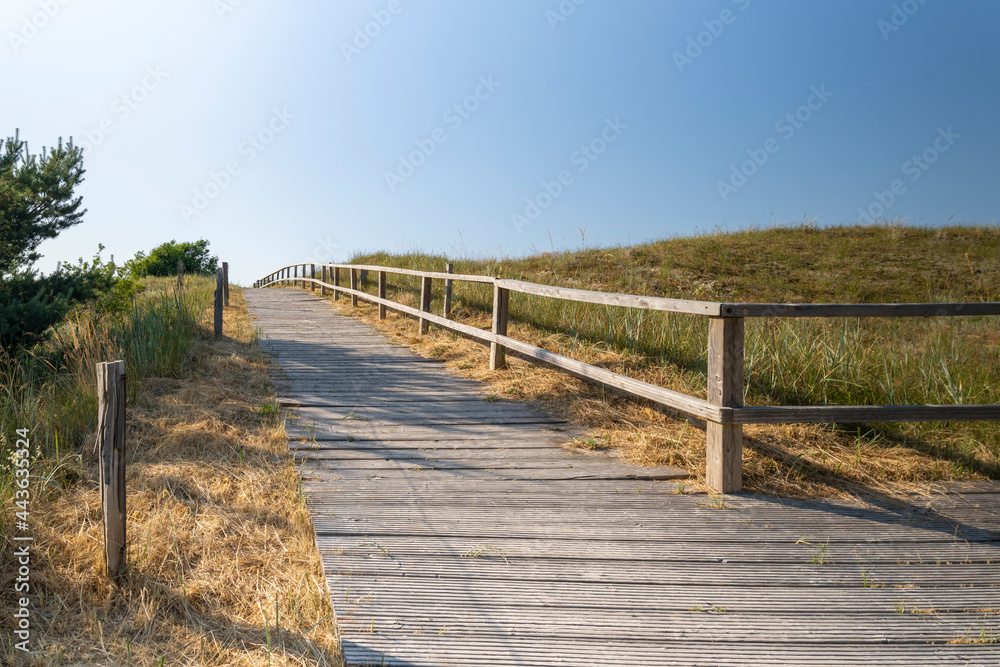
[2, 285, 342, 666]
[321, 294, 979, 499]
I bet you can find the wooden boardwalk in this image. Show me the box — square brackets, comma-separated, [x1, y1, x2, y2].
[245, 288, 1000, 666]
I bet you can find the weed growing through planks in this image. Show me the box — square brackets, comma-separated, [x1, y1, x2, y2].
[352, 540, 393, 558]
[699, 494, 728, 509]
[483, 394, 501, 402]
[796, 537, 833, 564]
[895, 601, 907, 613]
[571, 436, 607, 450]
[949, 627, 1000, 644]
[861, 568, 882, 588]
[463, 544, 509, 564]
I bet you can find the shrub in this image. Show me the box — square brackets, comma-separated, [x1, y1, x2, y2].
[125, 239, 219, 278]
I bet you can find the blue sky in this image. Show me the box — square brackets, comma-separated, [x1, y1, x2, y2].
[3, 0, 998, 284]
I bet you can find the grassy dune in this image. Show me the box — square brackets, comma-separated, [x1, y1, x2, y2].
[335, 223, 1000, 496]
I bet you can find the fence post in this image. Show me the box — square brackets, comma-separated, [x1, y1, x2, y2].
[334, 267, 341, 300]
[490, 284, 510, 370]
[321, 266, 328, 296]
[177, 259, 184, 289]
[311, 264, 316, 292]
[350, 268, 359, 306]
[214, 268, 224, 338]
[419, 276, 432, 335]
[443, 263, 454, 318]
[96, 360, 127, 579]
[378, 270, 387, 320]
[222, 262, 230, 306]
[706, 317, 745, 493]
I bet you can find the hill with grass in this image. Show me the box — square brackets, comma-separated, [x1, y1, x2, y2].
[356, 223, 999, 305]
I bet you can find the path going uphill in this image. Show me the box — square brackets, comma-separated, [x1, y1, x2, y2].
[245, 287, 1000, 667]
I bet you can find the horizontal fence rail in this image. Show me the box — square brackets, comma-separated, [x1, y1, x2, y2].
[254, 262, 1000, 493]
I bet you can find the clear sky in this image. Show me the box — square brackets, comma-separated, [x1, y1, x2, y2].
[3, 0, 998, 284]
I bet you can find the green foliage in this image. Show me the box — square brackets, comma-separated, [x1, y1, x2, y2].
[0, 130, 112, 352]
[95, 276, 147, 315]
[0, 130, 86, 277]
[0, 247, 119, 352]
[126, 239, 218, 278]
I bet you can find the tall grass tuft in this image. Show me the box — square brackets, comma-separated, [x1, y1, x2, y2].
[0, 277, 214, 517]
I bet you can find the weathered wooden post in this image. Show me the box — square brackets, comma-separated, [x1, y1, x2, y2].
[214, 268, 224, 338]
[489, 284, 509, 370]
[350, 269, 359, 307]
[177, 258, 184, 289]
[706, 317, 745, 493]
[293, 264, 298, 288]
[378, 271, 387, 320]
[222, 262, 230, 306]
[443, 263, 454, 318]
[311, 264, 316, 292]
[334, 267, 341, 301]
[419, 276, 433, 335]
[96, 360, 127, 579]
[321, 266, 328, 296]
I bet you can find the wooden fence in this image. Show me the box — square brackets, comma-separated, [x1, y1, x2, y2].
[254, 263, 1000, 493]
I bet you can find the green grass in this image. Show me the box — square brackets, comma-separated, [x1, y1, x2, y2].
[348, 223, 1000, 476]
[0, 276, 215, 520]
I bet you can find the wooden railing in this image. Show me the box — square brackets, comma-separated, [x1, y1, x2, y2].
[254, 263, 1000, 493]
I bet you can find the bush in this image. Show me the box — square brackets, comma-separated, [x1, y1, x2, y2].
[126, 239, 218, 278]
[0, 248, 118, 352]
